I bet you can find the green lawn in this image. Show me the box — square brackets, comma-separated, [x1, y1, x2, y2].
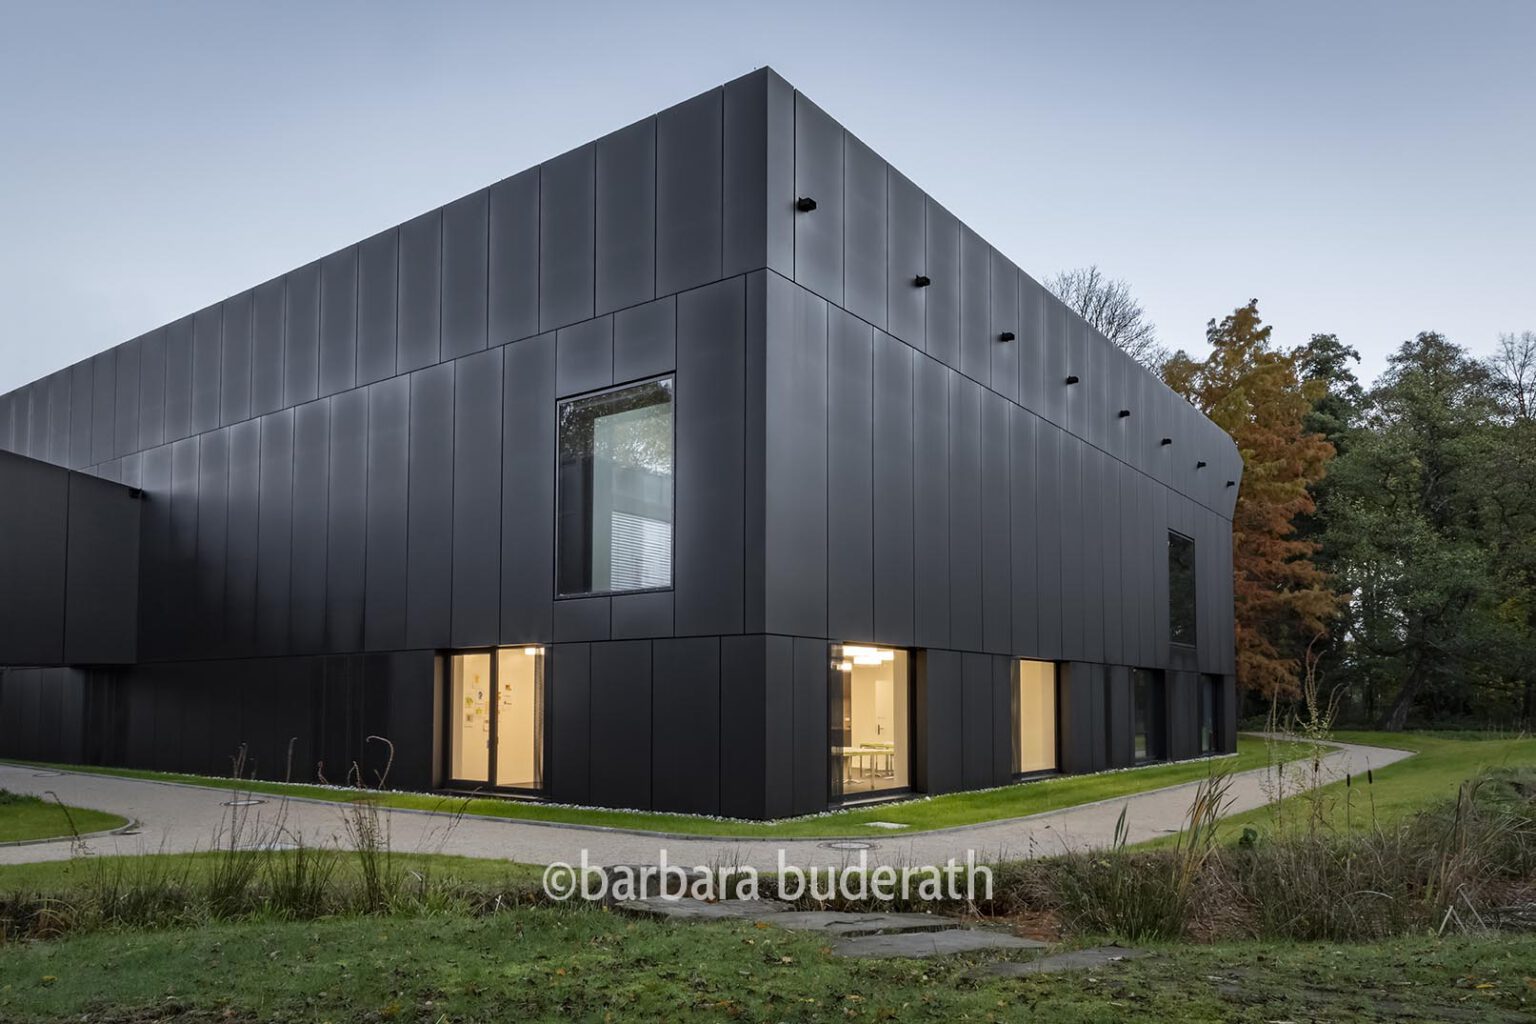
[5, 736, 1303, 838]
[0, 850, 543, 895]
[0, 906, 1529, 1023]
[1205, 730, 1536, 843]
[0, 790, 127, 845]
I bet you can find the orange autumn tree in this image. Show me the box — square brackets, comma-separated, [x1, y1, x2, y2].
[1163, 300, 1339, 697]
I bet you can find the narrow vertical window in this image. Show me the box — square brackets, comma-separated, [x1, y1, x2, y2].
[1012, 660, 1058, 774]
[829, 644, 911, 800]
[557, 378, 674, 596]
[1200, 675, 1217, 755]
[1168, 531, 1196, 646]
[1133, 668, 1164, 762]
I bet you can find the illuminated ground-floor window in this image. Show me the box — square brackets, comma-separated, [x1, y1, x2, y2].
[446, 646, 545, 792]
[1013, 659, 1059, 774]
[829, 644, 911, 800]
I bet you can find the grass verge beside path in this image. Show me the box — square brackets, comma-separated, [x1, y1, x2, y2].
[0, 790, 126, 845]
[0, 907, 1530, 1023]
[6, 737, 1304, 838]
[1204, 730, 1536, 844]
[0, 850, 543, 894]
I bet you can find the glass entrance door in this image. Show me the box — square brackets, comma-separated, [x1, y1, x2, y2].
[446, 647, 545, 792]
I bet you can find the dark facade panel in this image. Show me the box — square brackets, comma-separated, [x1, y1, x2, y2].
[539, 145, 595, 331]
[138, 446, 173, 659]
[451, 346, 502, 648]
[405, 362, 453, 648]
[790, 636, 828, 814]
[887, 169, 926, 351]
[960, 652, 993, 789]
[1101, 455, 1125, 666]
[193, 428, 229, 659]
[251, 279, 285, 416]
[611, 590, 673, 639]
[722, 70, 768, 278]
[1106, 665, 1133, 768]
[613, 295, 675, 384]
[500, 333, 556, 644]
[284, 263, 320, 409]
[289, 400, 329, 655]
[488, 168, 539, 345]
[1034, 425, 1062, 659]
[761, 634, 795, 817]
[0, 455, 67, 664]
[763, 71, 796, 278]
[1038, 294, 1067, 427]
[656, 89, 723, 297]
[224, 418, 260, 656]
[441, 189, 489, 361]
[871, 330, 915, 648]
[547, 642, 590, 803]
[826, 307, 873, 641]
[914, 649, 961, 794]
[675, 277, 746, 636]
[357, 228, 399, 386]
[793, 92, 843, 305]
[47, 371, 69, 466]
[1080, 446, 1106, 663]
[595, 118, 656, 315]
[326, 388, 368, 653]
[651, 636, 720, 814]
[743, 274, 766, 633]
[1016, 274, 1045, 418]
[989, 251, 1019, 404]
[555, 315, 613, 398]
[364, 375, 410, 650]
[114, 338, 141, 459]
[589, 640, 652, 809]
[61, 471, 140, 664]
[990, 656, 1011, 783]
[319, 245, 359, 397]
[398, 209, 443, 372]
[912, 354, 950, 648]
[958, 227, 990, 388]
[981, 389, 1011, 655]
[948, 373, 982, 652]
[842, 133, 887, 330]
[1009, 408, 1039, 656]
[554, 596, 610, 642]
[719, 634, 767, 818]
[190, 305, 222, 436]
[167, 436, 199, 657]
[763, 278, 828, 638]
[70, 358, 95, 466]
[91, 349, 116, 465]
[924, 200, 960, 370]
[220, 291, 253, 426]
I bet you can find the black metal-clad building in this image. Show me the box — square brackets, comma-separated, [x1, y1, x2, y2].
[0, 69, 1241, 818]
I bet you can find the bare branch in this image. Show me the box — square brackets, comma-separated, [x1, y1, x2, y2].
[1045, 265, 1168, 370]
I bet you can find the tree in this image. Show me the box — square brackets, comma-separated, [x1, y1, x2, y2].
[1162, 300, 1340, 698]
[1489, 330, 1536, 423]
[1321, 333, 1517, 730]
[1046, 266, 1168, 370]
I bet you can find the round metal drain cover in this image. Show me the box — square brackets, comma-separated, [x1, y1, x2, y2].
[819, 840, 875, 851]
[221, 798, 267, 807]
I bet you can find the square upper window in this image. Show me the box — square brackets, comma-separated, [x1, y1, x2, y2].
[557, 378, 674, 596]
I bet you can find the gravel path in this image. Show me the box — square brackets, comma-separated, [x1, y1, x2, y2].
[0, 738, 1413, 872]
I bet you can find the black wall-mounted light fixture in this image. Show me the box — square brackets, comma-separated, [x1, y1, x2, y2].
[913, 274, 931, 287]
[998, 331, 1016, 342]
[1196, 460, 1207, 469]
[1160, 437, 1172, 446]
[1118, 409, 1131, 418]
[1226, 480, 1236, 488]
[1064, 375, 1080, 385]
[796, 196, 817, 212]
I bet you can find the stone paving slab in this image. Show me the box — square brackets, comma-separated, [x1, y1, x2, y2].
[769, 910, 960, 936]
[973, 945, 1151, 976]
[614, 897, 790, 921]
[833, 930, 1048, 959]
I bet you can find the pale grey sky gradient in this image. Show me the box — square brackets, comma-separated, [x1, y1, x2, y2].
[1, 0, 1531, 395]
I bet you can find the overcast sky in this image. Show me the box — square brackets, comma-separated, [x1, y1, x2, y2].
[1, 0, 1531, 395]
